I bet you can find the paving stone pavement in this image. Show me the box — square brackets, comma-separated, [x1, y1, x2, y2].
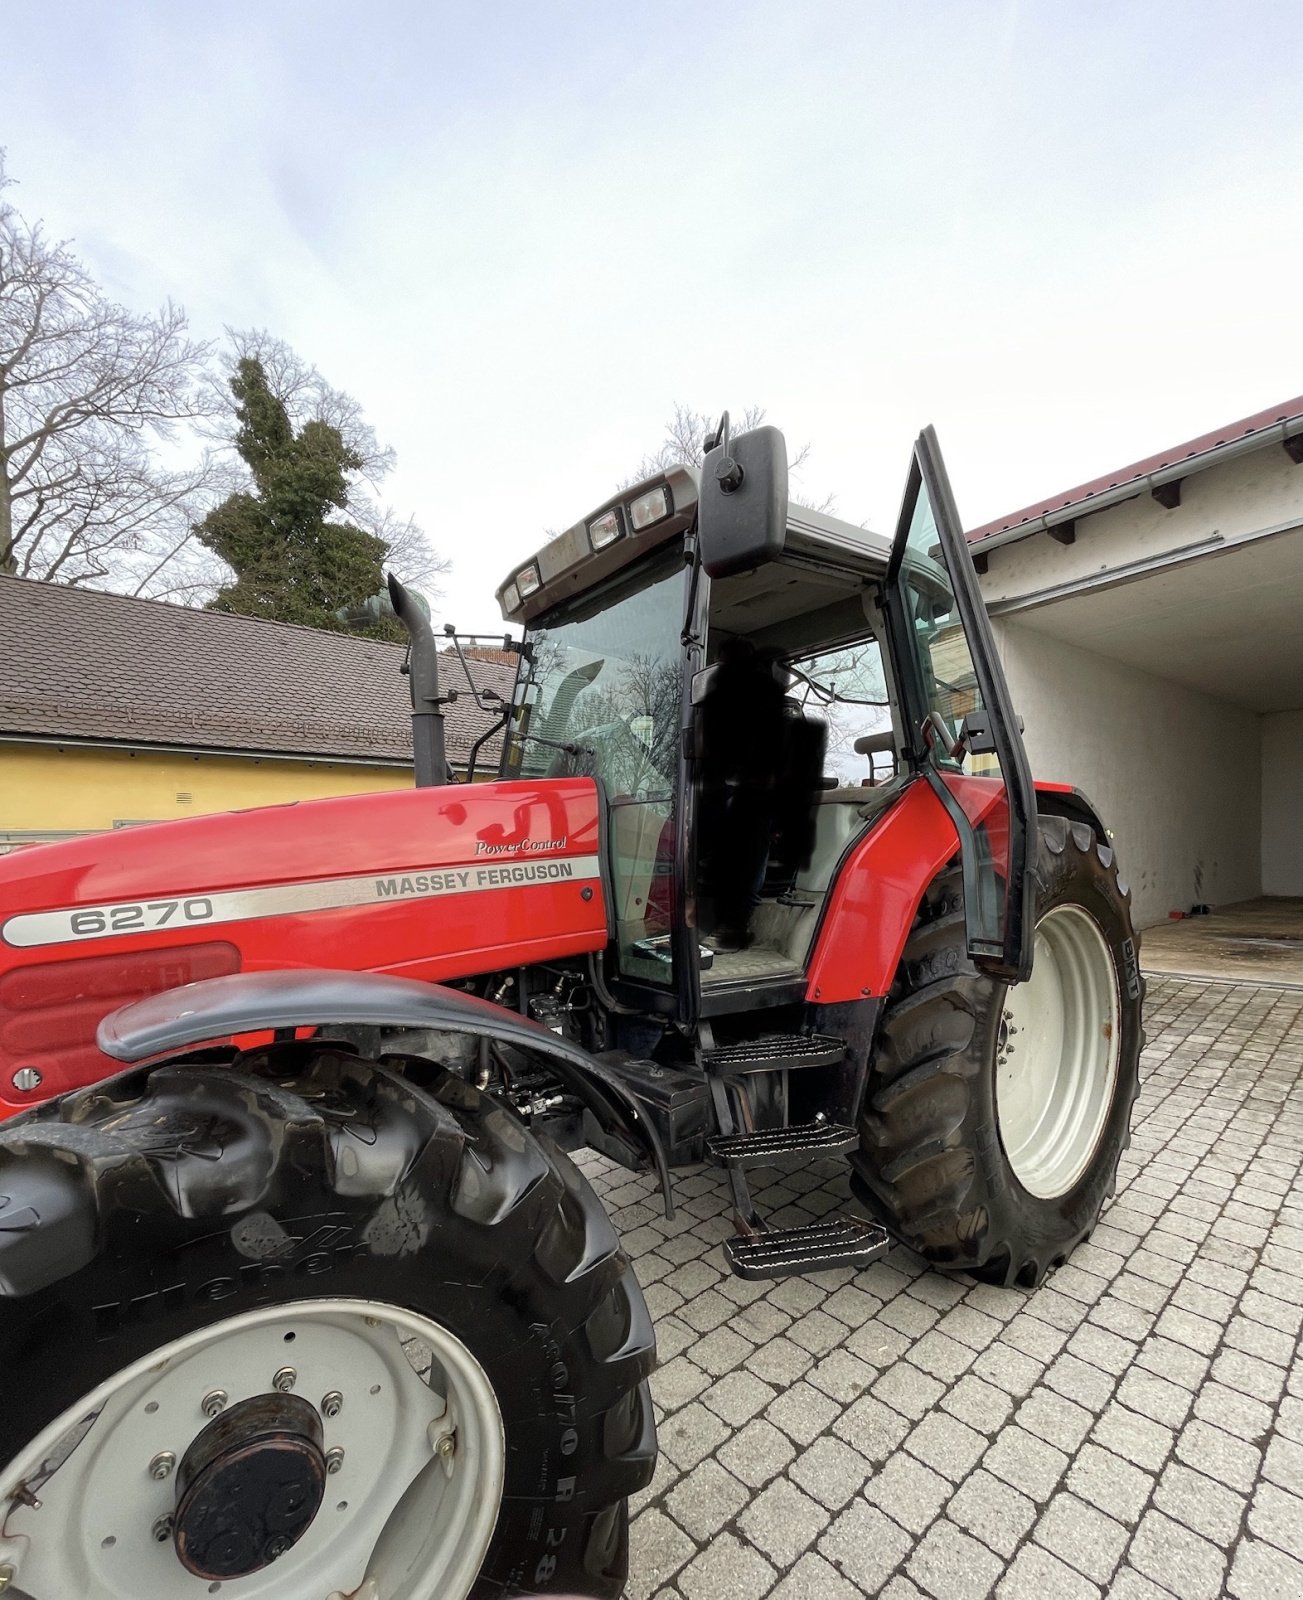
[573, 977, 1303, 1598]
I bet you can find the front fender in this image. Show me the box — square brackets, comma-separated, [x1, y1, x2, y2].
[98, 969, 672, 1214]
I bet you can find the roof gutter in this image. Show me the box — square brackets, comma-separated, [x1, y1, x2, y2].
[971, 416, 1303, 554]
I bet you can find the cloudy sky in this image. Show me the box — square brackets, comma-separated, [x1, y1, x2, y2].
[6, 1, 1303, 631]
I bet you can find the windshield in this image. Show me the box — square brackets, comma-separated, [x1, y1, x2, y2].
[503, 553, 685, 800]
[504, 553, 686, 988]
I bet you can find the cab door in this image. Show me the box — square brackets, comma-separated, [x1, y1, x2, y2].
[885, 427, 1037, 983]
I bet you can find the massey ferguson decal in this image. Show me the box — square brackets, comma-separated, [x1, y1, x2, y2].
[1, 852, 601, 949]
[375, 857, 584, 897]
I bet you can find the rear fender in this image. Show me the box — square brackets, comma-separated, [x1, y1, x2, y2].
[806, 780, 1115, 1006]
[805, 780, 963, 1006]
[1033, 782, 1110, 843]
[97, 969, 672, 1215]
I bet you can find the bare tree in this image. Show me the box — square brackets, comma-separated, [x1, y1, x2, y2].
[348, 499, 447, 594]
[206, 328, 447, 593]
[0, 154, 222, 591]
[623, 402, 834, 511]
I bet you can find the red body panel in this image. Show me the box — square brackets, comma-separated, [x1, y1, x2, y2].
[1, 767, 1079, 1117]
[0, 779, 607, 1115]
[806, 776, 1076, 1004]
[805, 781, 963, 1005]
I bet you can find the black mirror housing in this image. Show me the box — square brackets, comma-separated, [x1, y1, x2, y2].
[697, 425, 789, 578]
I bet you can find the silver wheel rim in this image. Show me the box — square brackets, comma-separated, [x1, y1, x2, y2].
[996, 903, 1122, 1200]
[0, 1297, 505, 1600]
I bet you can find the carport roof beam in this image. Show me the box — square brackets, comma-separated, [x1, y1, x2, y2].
[968, 396, 1303, 556]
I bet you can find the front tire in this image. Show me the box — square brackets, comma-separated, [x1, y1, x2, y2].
[853, 816, 1144, 1287]
[0, 1043, 655, 1598]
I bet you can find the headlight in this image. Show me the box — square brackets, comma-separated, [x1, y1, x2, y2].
[629, 484, 670, 531]
[502, 580, 520, 612]
[588, 508, 622, 550]
[516, 564, 541, 598]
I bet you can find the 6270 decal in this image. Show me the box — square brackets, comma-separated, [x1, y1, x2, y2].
[68, 902, 214, 934]
[67, 898, 214, 939]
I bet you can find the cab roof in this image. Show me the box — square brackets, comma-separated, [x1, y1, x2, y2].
[498, 463, 892, 630]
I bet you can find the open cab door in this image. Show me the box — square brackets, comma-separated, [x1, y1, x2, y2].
[886, 428, 1037, 983]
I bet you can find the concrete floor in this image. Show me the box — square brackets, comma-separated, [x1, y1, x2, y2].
[1141, 898, 1303, 987]
[579, 975, 1303, 1599]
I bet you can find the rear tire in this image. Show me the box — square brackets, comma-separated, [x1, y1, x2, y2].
[0, 1042, 655, 1598]
[852, 816, 1144, 1287]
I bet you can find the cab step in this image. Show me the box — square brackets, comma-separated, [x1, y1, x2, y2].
[724, 1216, 890, 1280]
[707, 1120, 858, 1169]
[702, 1032, 846, 1074]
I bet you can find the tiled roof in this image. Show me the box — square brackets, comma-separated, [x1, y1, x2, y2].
[967, 394, 1303, 545]
[0, 577, 517, 766]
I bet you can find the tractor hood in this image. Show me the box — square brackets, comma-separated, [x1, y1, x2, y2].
[0, 778, 608, 1109]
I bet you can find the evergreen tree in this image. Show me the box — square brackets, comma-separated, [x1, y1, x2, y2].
[196, 358, 393, 631]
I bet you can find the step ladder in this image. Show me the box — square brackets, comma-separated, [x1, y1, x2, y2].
[726, 1216, 890, 1281]
[702, 1032, 847, 1074]
[707, 1120, 859, 1168]
[700, 1026, 890, 1281]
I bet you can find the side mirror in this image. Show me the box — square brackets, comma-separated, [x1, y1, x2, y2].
[697, 424, 789, 578]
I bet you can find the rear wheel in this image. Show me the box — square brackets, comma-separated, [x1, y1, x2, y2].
[853, 815, 1144, 1287]
[0, 1043, 655, 1598]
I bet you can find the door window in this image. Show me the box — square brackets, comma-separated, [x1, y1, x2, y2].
[889, 431, 1036, 980]
[790, 636, 894, 785]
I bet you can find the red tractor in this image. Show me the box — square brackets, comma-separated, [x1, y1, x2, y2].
[0, 423, 1142, 1599]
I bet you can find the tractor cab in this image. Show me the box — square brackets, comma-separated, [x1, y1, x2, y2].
[496, 421, 1036, 1031]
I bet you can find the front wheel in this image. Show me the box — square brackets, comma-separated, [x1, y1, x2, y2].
[0, 1044, 655, 1598]
[853, 815, 1144, 1287]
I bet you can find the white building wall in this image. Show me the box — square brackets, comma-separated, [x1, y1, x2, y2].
[994, 621, 1262, 928]
[1261, 710, 1303, 895]
[979, 444, 1303, 607]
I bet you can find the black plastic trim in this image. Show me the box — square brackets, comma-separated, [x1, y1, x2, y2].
[1034, 784, 1110, 843]
[97, 968, 671, 1209]
[673, 527, 711, 1026]
[699, 978, 807, 1017]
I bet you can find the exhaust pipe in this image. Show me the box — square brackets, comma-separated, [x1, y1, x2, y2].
[386, 572, 448, 787]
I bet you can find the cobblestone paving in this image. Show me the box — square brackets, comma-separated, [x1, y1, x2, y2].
[575, 977, 1303, 1598]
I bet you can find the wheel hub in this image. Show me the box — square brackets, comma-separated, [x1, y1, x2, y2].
[996, 902, 1122, 1199]
[0, 1299, 506, 1600]
[172, 1393, 327, 1580]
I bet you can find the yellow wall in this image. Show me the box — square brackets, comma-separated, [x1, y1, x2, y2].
[0, 741, 413, 844]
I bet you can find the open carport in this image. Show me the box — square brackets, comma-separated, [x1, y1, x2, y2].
[969, 397, 1303, 978]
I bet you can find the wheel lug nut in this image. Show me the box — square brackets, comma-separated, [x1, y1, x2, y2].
[202, 1390, 228, 1418]
[321, 1391, 343, 1418]
[152, 1514, 173, 1544]
[265, 1535, 292, 1561]
[148, 1451, 175, 1480]
[325, 1446, 345, 1475]
[273, 1367, 297, 1393]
